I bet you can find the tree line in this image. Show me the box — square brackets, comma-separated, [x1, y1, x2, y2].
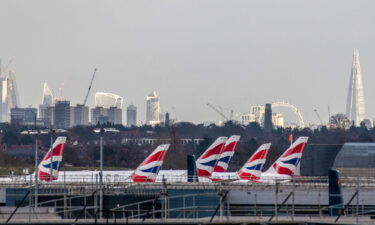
[0, 115, 373, 171]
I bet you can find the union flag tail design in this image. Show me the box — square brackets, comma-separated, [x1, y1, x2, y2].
[38, 136, 67, 181]
[213, 135, 240, 173]
[265, 137, 309, 176]
[131, 144, 170, 182]
[196, 137, 227, 178]
[237, 143, 271, 181]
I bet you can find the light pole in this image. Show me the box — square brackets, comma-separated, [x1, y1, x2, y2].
[49, 126, 54, 181]
[93, 127, 119, 219]
[20, 129, 40, 209]
[20, 114, 48, 209]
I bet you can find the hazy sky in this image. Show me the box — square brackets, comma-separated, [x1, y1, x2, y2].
[0, 0, 374, 124]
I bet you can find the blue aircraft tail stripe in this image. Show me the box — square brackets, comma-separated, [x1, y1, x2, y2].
[282, 158, 300, 166]
[199, 160, 218, 167]
[245, 164, 263, 171]
[140, 166, 161, 173]
[42, 161, 61, 170]
[217, 156, 231, 164]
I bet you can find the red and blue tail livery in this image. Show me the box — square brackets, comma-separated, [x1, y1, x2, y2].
[131, 144, 170, 183]
[237, 143, 271, 181]
[213, 135, 240, 173]
[38, 136, 67, 181]
[196, 137, 227, 178]
[265, 136, 309, 176]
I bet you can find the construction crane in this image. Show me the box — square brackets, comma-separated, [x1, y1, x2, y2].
[83, 68, 97, 106]
[3, 59, 13, 72]
[229, 110, 234, 120]
[314, 109, 323, 126]
[0, 58, 13, 77]
[172, 106, 178, 122]
[207, 103, 229, 121]
[328, 105, 331, 122]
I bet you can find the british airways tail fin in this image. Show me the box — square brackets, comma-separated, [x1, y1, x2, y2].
[237, 143, 271, 181]
[265, 136, 309, 176]
[131, 144, 170, 183]
[212, 135, 240, 173]
[196, 137, 227, 178]
[38, 136, 67, 181]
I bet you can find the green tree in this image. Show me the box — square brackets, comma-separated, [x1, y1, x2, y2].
[329, 114, 350, 129]
[2, 131, 19, 146]
[20, 135, 34, 145]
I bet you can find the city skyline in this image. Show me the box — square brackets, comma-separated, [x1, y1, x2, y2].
[0, 1, 374, 124]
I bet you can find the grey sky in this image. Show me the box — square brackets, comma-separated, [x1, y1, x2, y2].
[0, 0, 374, 125]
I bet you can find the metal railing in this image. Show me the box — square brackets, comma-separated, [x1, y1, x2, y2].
[2, 174, 375, 223]
[3, 173, 375, 185]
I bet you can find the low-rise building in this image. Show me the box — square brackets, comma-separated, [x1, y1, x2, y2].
[10, 107, 38, 126]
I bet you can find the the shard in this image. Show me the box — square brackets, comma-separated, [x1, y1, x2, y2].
[346, 48, 365, 126]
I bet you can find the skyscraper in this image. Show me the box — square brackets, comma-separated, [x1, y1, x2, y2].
[44, 106, 54, 127]
[165, 112, 170, 127]
[240, 105, 265, 125]
[108, 107, 122, 125]
[126, 104, 137, 126]
[146, 91, 160, 125]
[71, 104, 89, 126]
[42, 83, 54, 106]
[6, 71, 19, 110]
[0, 71, 20, 122]
[272, 113, 284, 127]
[10, 107, 37, 126]
[0, 77, 9, 122]
[91, 106, 122, 125]
[54, 100, 71, 129]
[264, 103, 272, 132]
[91, 92, 123, 125]
[346, 48, 366, 126]
[91, 107, 108, 125]
[95, 92, 123, 108]
[39, 83, 54, 120]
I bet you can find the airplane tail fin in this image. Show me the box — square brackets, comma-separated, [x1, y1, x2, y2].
[38, 136, 67, 181]
[131, 144, 170, 182]
[196, 137, 227, 178]
[237, 143, 271, 181]
[265, 136, 309, 176]
[212, 135, 240, 173]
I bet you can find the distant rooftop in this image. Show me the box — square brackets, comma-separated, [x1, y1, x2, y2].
[95, 92, 123, 109]
[146, 91, 158, 100]
[332, 143, 375, 176]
